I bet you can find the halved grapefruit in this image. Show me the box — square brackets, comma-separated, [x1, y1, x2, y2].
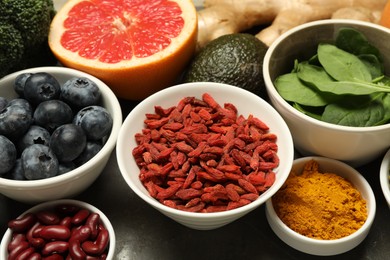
[380, 1, 390, 28]
[49, 0, 198, 100]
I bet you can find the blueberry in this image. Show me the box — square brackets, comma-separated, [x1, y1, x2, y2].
[33, 100, 73, 132]
[50, 124, 86, 162]
[73, 106, 113, 140]
[0, 135, 17, 175]
[18, 125, 51, 153]
[0, 97, 8, 111]
[8, 98, 33, 115]
[7, 159, 26, 180]
[61, 77, 101, 109]
[24, 72, 61, 105]
[0, 102, 33, 140]
[74, 140, 103, 166]
[14, 72, 33, 97]
[21, 144, 59, 180]
[58, 161, 76, 175]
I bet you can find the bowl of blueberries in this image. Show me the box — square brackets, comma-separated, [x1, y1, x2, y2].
[0, 66, 122, 204]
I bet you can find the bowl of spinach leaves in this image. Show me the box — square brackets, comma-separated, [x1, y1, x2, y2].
[263, 19, 390, 167]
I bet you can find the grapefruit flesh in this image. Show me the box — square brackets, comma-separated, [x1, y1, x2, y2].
[49, 0, 197, 100]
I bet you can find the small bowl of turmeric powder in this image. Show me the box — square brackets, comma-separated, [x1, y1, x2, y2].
[265, 156, 376, 256]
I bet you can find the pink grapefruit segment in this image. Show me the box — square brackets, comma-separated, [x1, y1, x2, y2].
[49, 0, 198, 100]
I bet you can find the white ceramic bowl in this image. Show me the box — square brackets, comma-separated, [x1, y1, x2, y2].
[116, 82, 294, 230]
[0, 67, 122, 203]
[266, 156, 376, 256]
[0, 199, 116, 259]
[380, 148, 390, 208]
[263, 19, 390, 167]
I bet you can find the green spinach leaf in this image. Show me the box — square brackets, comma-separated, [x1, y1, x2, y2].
[358, 54, 384, 80]
[297, 61, 390, 95]
[335, 27, 382, 61]
[376, 93, 390, 125]
[293, 103, 323, 120]
[377, 76, 390, 86]
[321, 95, 386, 127]
[318, 43, 372, 82]
[313, 81, 390, 95]
[275, 72, 331, 106]
[297, 61, 334, 84]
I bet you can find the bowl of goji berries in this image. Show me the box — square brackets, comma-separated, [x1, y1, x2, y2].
[116, 82, 295, 230]
[1, 199, 116, 259]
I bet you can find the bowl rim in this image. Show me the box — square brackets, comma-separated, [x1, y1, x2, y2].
[0, 199, 116, 259]
[116, 81, 295, 218]
[0, 66, 122, 188]
[263, 19, 390, 133]
[380, 148, 390, 205]
[266, 156, 376, 245]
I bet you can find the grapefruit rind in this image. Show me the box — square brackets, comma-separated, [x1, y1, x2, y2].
[49, 0, 198, 100]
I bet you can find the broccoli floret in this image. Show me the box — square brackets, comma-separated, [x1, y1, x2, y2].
[0, 22, 24, 76]
[0, 0, 57, 77]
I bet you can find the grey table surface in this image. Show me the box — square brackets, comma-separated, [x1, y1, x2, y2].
[1, 99, 390, 260]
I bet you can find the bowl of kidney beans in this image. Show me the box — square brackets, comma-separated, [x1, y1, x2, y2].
[0, 67, 122, 203]
[116, 82, 295, 230]
[1, 199, 116, 259]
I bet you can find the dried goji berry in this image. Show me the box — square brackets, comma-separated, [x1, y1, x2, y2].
[178, 202, 206, 212]
[238, 179, 258, 195]
[203, 205, 227, 213]
[226, 185, 240, 202]
[145, 117, 169, 129]
[176, 188, 203, 200]
[185, 198, 202, 208]
[240, 193, 259, 201]
[154, 105, 175, 117]
[190, 181, 203, 190]
[156, 183, 182, 201]
[162, 200, 178, 209]
[264, 172, 276, 188]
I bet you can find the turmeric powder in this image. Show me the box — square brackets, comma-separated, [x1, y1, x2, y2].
[272, 159, 367, 240]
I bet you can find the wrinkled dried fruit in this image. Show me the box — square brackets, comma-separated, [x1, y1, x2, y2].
[133, 93, 279, 212]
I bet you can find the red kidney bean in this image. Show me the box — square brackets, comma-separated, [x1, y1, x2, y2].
[71, 209, 90, 226]
[36, 210, 60, 225]
[85, 213, 100, 240]
[82, 228, 109, 255]
[59, 216, 73, 229]
[42, 241, 69, 255]
[32, 225, 44, 239]
[8, 233, 26, 252]
[70, 225, 91, 243]
[27, 252, 41, 260]
[8, 213, 37, 233]
[14, 246, 35, 260]
[56, 204, 80, 215]
[27, 222, 45, 249]
[43, 254, 64, 260]
[8, 241, 29, 260]
[7, 205, 110, 259]
[69, 239, 87, 260]
[38, 225, 71, 241]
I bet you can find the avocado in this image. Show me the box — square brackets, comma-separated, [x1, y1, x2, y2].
[184, 33, 268, 99]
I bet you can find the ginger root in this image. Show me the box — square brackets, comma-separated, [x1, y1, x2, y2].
[197, 0, 387, 48]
